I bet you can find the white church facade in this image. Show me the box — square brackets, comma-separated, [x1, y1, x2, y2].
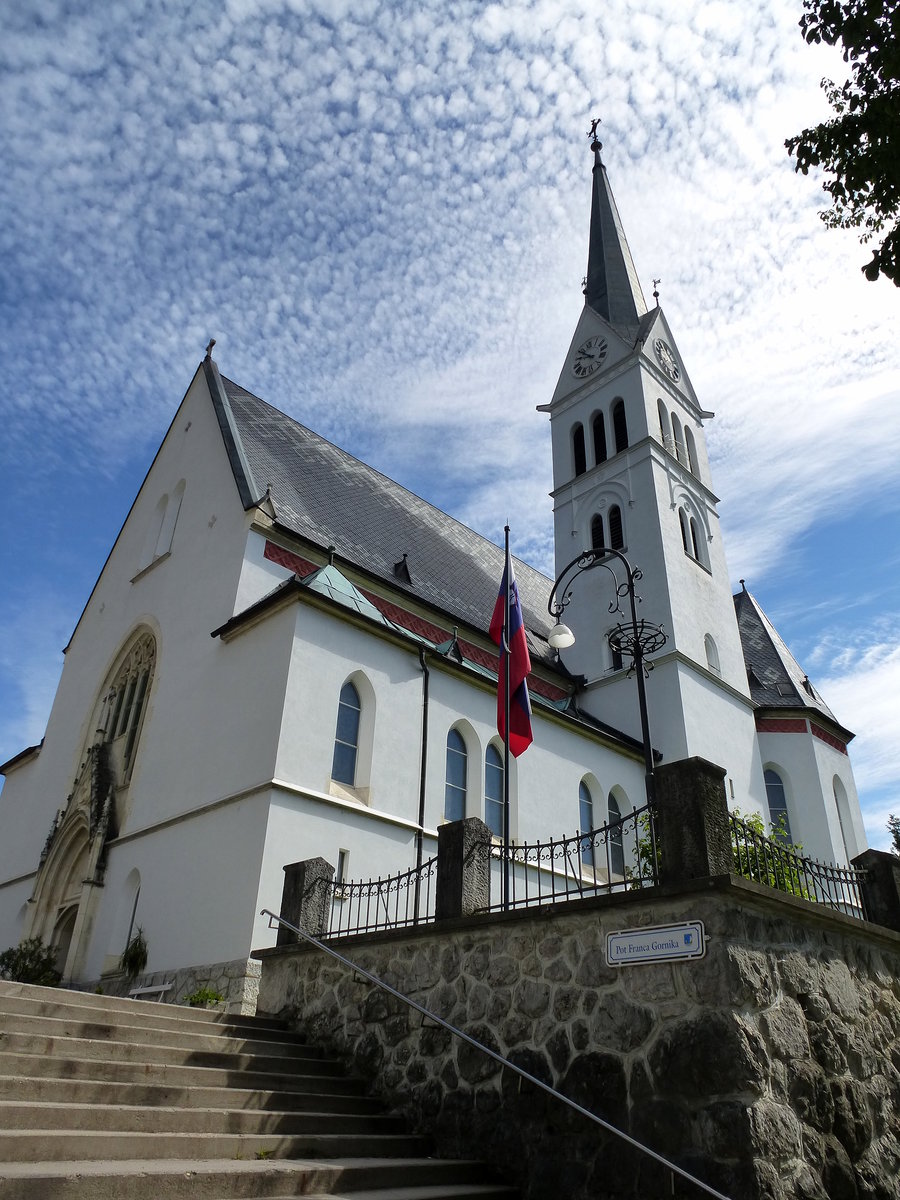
[0, 141, 866, 1003]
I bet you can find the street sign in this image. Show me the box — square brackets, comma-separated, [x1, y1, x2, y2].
[606, 920, 705, 966]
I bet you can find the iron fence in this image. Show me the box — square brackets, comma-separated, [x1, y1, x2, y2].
[326, 855, 438, 937]
[729, 813, 868, 920]
[482, 801, 658, 913]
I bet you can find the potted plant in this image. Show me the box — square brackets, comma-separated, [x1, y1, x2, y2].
[119, 927, 148, 981]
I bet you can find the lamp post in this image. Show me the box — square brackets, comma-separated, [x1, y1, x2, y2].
[548, 547, 666, 806]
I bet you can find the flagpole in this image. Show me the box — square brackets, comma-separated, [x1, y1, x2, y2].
[503, 524, 511, 912]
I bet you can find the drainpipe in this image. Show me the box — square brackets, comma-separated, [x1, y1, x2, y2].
[414, 648, 430, 921]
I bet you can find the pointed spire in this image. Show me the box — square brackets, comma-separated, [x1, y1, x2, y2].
[583, 121, 648, 336]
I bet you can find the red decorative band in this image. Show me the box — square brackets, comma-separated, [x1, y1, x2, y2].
[756, 717, 808, 735]
[810, 723, 848, 755]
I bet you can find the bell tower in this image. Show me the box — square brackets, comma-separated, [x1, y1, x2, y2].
[539, 124, 767, 809]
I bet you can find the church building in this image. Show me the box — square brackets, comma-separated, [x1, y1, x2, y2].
[0, 136, 866, 1004]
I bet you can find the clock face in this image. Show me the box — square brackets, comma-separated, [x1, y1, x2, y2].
[572, 335, 608, 379]
[654, 338, 680, 382]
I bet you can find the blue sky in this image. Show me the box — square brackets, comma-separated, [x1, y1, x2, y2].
[2, 0, 899, 850]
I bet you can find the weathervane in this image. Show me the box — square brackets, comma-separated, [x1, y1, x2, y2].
[588, 117, 602, 155]
[652, 279, 661, 306]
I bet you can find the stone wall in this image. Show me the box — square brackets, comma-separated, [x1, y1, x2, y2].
[93, 955, 260, 1014]
[256, 877, 900, 1200]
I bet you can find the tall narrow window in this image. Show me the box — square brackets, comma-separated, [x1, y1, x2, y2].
[331, 682, 361, 785]
[685, 428, 698, 475]
[657, 399, 671, 447]
[591, 514, 605, 550]
[671, 413, 684, 464]
[679, 509, 690, 555]
[704, 634, 720, 675]
[105, 631, 156, 780]
[609, 635, 623, 672]
[690, 517, 702, 562]
[608, 505, 624, 550]
[612, 400, 628, 453]
[484, 745, 504, 838]
[444, 729, 467, 822]
[579, 782, 594, 867]
[573, 424, 587, 477]
[608, 794, 625, 876]
[592, 413, 607, 464]
[833, 777, 851, 861]
[764, 769, 792, 841]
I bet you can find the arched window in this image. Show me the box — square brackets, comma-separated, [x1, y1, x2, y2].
[690, 517, 702, 562]
[671, 413, 684, 464]
[484, 745, 504, 838]
[104, 631, 156, 777]
[833, 776, 851, 861]
[679, 508, 690, 555]
[608, 793, 625, 876]
[612, 400, 628, 453]
[685, 428, 698, 475]
[573, 424, 586, 477]
[591, 514, 605, 550]
[155, 479, 185, 557]
[579, 781, 594, 866]
[592, 413, 607, 465]
[331, 682, 361, 786]
[608, 505, 624, 550]
[704, 634, 720, 674]
[764, 769, 792, 842]
[657, 399, 671, 447]
[444, 729, 467, 822]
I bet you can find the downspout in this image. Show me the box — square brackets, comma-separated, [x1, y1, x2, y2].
[414, 648, 430, 921]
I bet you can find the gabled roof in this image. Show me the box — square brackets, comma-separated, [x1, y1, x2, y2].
[734, 586, 851, 736]
[209, 365, 559, 663]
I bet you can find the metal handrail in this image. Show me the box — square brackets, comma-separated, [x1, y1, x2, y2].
[261, 908, 731, 1200]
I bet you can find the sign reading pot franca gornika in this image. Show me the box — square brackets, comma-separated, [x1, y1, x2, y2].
[606, 920, 706, 967]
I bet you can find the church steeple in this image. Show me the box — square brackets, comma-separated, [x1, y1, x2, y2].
[584, 121, 648, 338]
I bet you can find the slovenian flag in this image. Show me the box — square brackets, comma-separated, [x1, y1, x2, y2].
[489, 553, 534, 757]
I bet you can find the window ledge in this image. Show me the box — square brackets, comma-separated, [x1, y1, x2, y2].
[131, 551, 171, 584]
[328, 779, 371, 806]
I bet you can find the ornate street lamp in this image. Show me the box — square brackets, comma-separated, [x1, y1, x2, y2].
[548, 548, 667, 805]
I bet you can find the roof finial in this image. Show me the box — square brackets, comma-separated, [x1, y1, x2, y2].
[588, 116, 602, 158]
[204, 338, 216, 361]
[652, 278, 661, 306]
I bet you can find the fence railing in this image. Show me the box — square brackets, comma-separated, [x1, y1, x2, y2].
[729, 813, 868, 920]
[326, 855, 438, 937]
[482, 801, 658, 913]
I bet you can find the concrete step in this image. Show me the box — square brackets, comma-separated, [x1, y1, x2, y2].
[0, 979, 287, 1031]
[0, 1099, 405, 1137]
[0, 1156, 501, 1200]
[0, 1050, 367, 1094]
[0, 1030, 344, 1074]
[0, 1130, 431, 1164]
[0, 1073, 385, 1113]
[0, 1009, 324, 1057]
[0, 991, 303, 1043]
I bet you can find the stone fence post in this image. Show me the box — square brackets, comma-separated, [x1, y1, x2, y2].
[654, 757, 732, 884]
[852, 849, 900, 933]
[435, 817, 492, 920]
[277, 856, 335, 945]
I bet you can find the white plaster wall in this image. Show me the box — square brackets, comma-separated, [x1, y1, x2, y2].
[0, 879, 33, 953]
[234, 528, 299, 614]
[79, 790, 270, 980]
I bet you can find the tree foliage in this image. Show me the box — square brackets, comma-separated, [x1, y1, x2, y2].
[0, 936, 61, 986]
[889, 813, 900, 856]
[785, 0, 900, 284]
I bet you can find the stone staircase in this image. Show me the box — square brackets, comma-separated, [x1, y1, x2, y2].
[0, 979, 518, 1199]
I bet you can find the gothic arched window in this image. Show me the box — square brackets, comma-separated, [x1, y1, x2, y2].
[608, 505, 624, 551]
[591, 514, 605, 550]
[608, 793, 625, 876]
[485, 745, 504, 838]
[764, 768, 792, 842]
[573, 424, 587, 477]
[104, 631, 156, 777]
[612, 400, 628, 453]
[592, 413, 607, 465]
[444, 729, 467, 822]
[685, 427, 698, 475]
[705, 634, 720, 674]
[579, 781, 594, 867]
[671, 413, 685, 464]
[331, 682, 361, 786]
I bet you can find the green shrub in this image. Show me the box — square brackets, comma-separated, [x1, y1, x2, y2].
[0, 936, 62, 986]
[185, 985, 225, 1007]
[119, 927, 148, 981]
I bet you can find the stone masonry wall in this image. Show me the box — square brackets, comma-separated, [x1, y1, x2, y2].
[92, 955, 260, 1014]
[256, 878, 900, 1200]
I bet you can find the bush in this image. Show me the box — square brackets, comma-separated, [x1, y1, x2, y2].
[185, 985, 225, 1007]
[119, 927, 148, 981]
[0, 936, 62, 986]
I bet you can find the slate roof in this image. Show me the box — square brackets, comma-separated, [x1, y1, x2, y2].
[733, 586, 850, 733]
[213, 368, 559, 666]
[584, 149, 648, 340]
